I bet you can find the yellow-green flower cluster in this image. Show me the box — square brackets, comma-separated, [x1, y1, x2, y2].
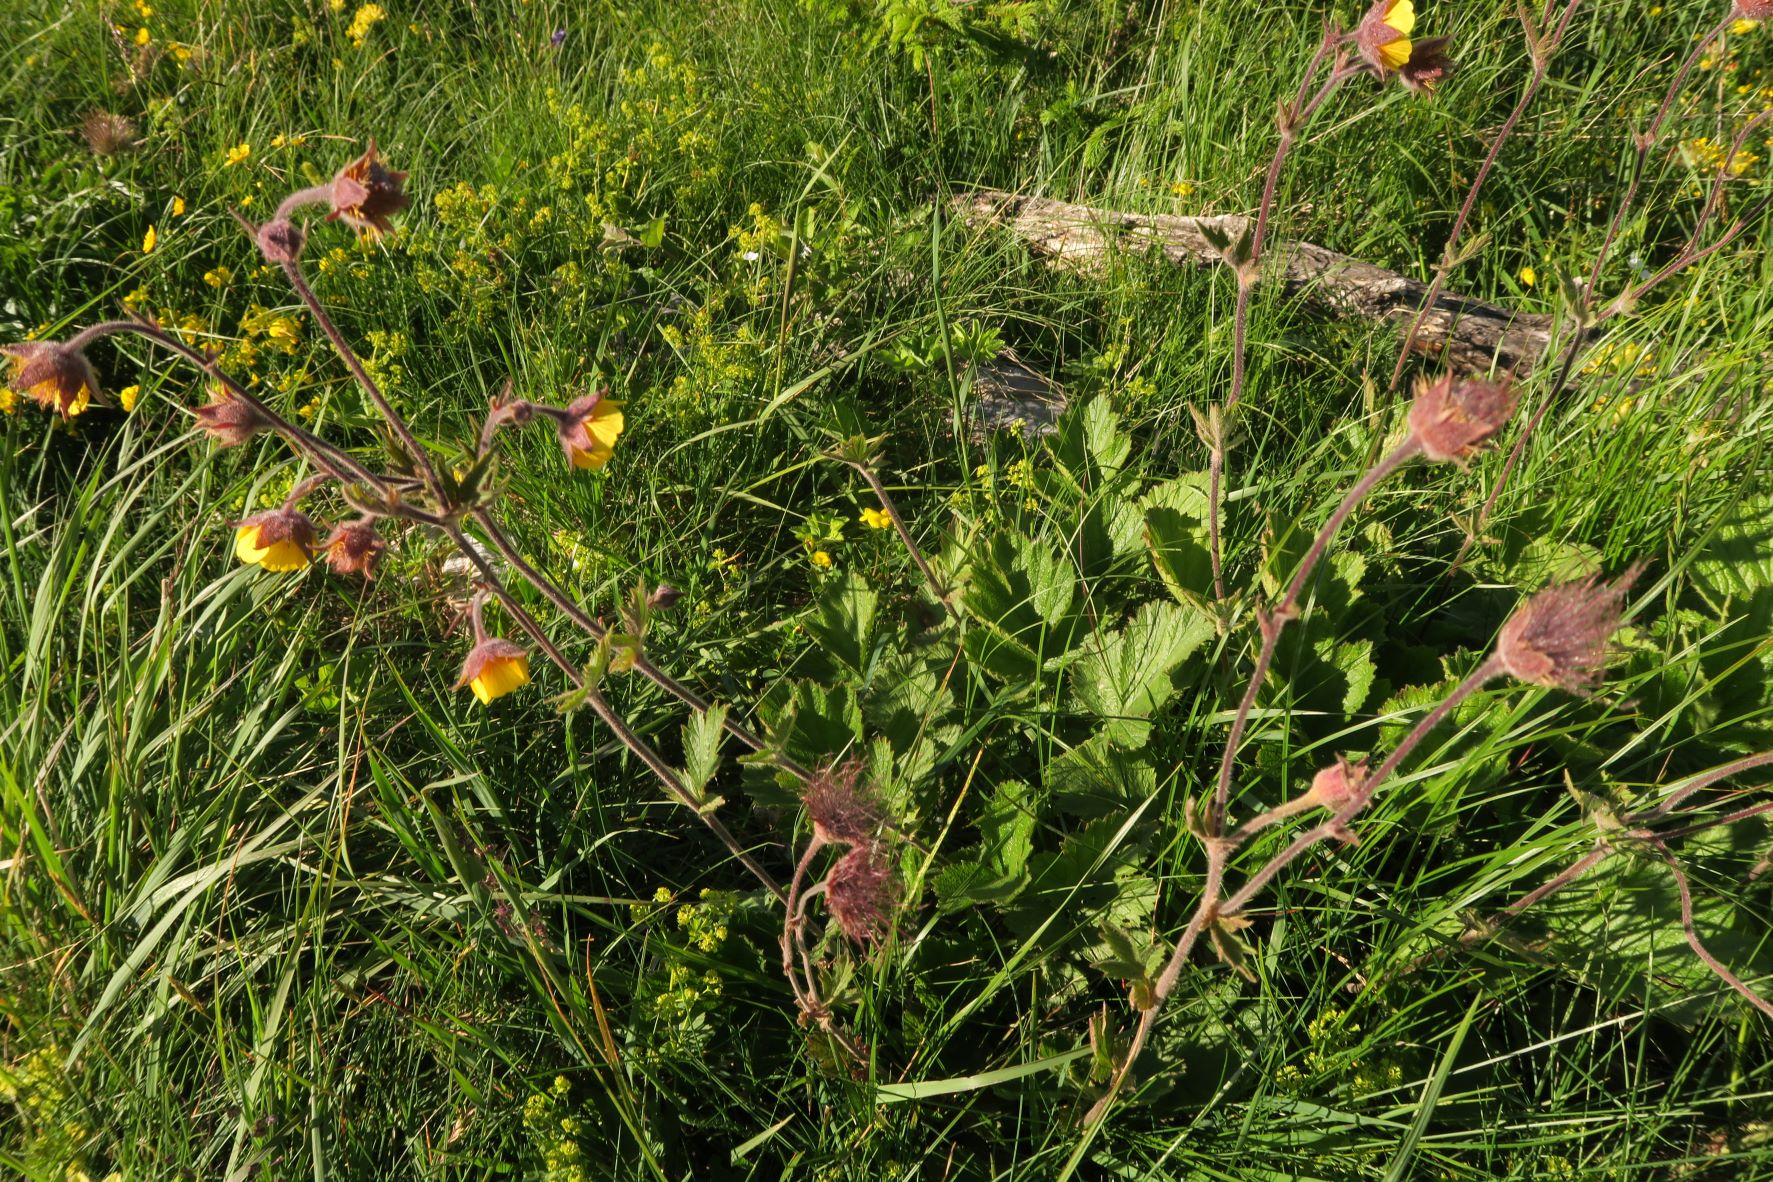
[520, 1076, 590, 1182]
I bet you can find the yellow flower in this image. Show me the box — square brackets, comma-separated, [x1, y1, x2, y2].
[233, 511, 315, 572]
[555, 394, 625, 471]
[859, 507, 892, 530]
[203, 267, 232, 288]
[118, 384, 141, 412]
[136, 0, 155, 15]
[458, 639, 532, 704]
[171, 195, 186, 216]
[1169, 180, 1195, 198]
[135, 26, 151, 46]
[141, 224, 157, 253]
[225, 142, 252, 167]
[347, 4, 387, 47]
[0, 387, 16, 414]
[1519, 265, 1536, 288]
[1732, 19, 1760, 34]
[811, 550, 834, 568]
[1379, 0, 1415, 69]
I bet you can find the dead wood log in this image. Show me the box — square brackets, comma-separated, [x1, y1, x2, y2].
[953, 189, 1557, 375]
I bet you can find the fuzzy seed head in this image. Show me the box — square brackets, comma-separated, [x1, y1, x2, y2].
[825, 846, 896, 945]
[801, 760, 883, 847]
[326, 142, 409, 237]
[1497, 565, 1641, 691]
[193, 387, 269, 446]
[81, 111, 136, 157]
[323, 519, 387, 578]
[3, 341, 101, 419]
[1407, 374, 1518, 465]
[1733, 0, 1771, 20]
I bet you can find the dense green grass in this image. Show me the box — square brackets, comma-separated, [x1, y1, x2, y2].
[4, 1, 1773, 1178]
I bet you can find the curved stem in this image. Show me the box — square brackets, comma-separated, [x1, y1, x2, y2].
[466, 507, 810, 781]
[1212, 436, 1423, 832]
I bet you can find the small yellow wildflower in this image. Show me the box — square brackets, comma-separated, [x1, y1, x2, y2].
[240, 194, 255, 207]
[1518, 265, 1536, 288]
[0, 387, 16, 414]
[141, 224, 157, 253]
[225, 142, 252, 167]
[135, 27, 151, 46]
[1169, 180, 1195, 199]
[1732, 19, 1760, 34]
[118, 384, 141, 412]
[171, 195, 186, 216]
[811, 550, 834, 568]
[347, 4, 387, 47]
[203, 266, 232, 288]
[135, 0, 154, 15]
[329, 0, 346, 10]
[859, 507, 892, 530]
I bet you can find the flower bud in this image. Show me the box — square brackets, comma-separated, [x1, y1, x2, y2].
[2, 341, 101, 419]
[1406, 374, 1517, 466]
[825, 845, 896, 945]
[233, 508, 317, 572]
[1305, 757, 1369, 812]
[323, 518, 387, 578]
[193, 387, 269, 446]
[326, 142, 409, 238]
[457, 637, 531, 705]
[255, 218, 306, 264]
[1497, 565, 1641, 691]
[647, 583, 683, 610]
[554, 390, 625, 472]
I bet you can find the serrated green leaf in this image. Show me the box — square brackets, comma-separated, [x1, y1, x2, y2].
[680, 703, 727, 797]
[1071, 600, 1213, 746]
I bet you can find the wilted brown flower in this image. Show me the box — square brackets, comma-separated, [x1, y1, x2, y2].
[326, 142, 409, 237]
[323, 519, 387, 578]
[1497, 565, 1641, 691]
[2, 341, 101, 418]
[802, 760, 883, 846]
[193, 387, 269, 446]
[1398, 36, 1456, 95]
[81, 111, 136, 157]
[825, 846, 896, 945]
[647, 583, 683, 611]
[1407, 374, 1517, 465]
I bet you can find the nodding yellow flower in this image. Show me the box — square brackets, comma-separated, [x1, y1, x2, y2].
[119, 384, 141, 412]
[141, 224, 157, 253]
[811, 550, 834, 568]
[233, 509, 316, 572]
[457, 639, 531, 704]
[171, 195, 186, 216]
[225, 142, 252, 167]
[859, 507, 892, 530]
[554, 392, 625, 471]
[1519, 265, 1537, 288]
[1357, 0, 1416, 71]
[3, 340, 99, 419]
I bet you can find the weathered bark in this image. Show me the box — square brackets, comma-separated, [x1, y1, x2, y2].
[953, 189, 1557, 375]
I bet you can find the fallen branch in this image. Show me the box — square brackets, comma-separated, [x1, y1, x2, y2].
[952, 189, 1555, 375]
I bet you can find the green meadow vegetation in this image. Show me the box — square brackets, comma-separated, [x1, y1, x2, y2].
[4, 0, 1773, 1178]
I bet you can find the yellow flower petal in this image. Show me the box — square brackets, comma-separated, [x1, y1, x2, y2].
[1383, 0, 1416, 36]
[1380, 35, 1413, 69]
[234, 525, 309, 571]
[142, 224, 157, 253]
[470, 654, 530, 704]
